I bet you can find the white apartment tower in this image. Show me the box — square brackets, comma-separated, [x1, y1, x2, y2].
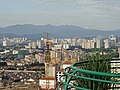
[3, 40, 7, 46]
[36, 39, 44, 48]
[96, 39, 101, 48]
[104, 39, 109, 48]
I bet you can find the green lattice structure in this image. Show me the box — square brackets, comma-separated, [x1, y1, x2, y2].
[58, 60, 120, 90]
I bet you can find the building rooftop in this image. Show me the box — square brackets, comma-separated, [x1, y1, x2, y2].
[40, 77, 56, 80]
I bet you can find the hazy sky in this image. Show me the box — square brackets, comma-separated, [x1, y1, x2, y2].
[0, 0, 120, 30]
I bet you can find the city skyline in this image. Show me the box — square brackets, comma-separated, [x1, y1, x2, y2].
[0, 0, 120, 30]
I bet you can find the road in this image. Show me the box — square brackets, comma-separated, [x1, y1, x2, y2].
[0, 70, 36, 73]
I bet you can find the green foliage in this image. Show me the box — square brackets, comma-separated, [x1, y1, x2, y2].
[75, 53, 112, 90]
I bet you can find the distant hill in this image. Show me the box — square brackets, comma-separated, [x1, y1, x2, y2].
[0, 24, 120, 39]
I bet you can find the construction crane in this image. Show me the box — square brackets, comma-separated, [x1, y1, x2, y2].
[45, 33, 51, 78]
[44, 33, 52, 90]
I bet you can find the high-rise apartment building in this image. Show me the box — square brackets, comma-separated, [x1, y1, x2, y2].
[104, 39, 109, 48]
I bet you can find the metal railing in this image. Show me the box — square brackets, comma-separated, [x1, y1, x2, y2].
[58, 59, 120, 90]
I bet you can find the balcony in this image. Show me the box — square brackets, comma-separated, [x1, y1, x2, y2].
[58, 59, 120, 90]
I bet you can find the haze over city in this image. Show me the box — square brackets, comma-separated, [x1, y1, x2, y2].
[0, 0, 120, 30]
[1, 0, 120, 90]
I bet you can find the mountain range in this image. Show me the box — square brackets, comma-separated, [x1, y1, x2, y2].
[0, 24, 120, 39]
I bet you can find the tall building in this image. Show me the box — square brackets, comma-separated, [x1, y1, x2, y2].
[118, 48, 120, 58]
[2, 40, 7, 46]
[36, 39, 44, 49]
[35, 53, 44, 63]
[109, 35, 118, 43]
[90, 40, 95, 49]
[96, 39, 101, 48]
[104, 39, 110, 48]
[32, 42, 37, 48]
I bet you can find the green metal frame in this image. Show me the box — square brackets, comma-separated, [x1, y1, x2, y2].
[57, 60, 120, 90]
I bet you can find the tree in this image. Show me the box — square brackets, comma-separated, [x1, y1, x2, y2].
[75, 53, 111, 90]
